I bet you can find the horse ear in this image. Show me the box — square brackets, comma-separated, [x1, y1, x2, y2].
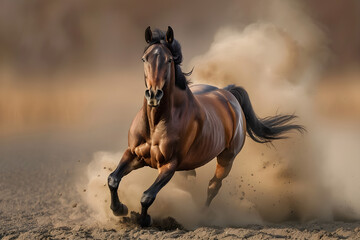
[145, 26, 152, 43]
[166, 26, 174, 44]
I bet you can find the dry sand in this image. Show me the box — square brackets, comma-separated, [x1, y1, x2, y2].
[1, 123, 360, 240]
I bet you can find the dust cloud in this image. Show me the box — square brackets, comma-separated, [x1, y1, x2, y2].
[81, 0, 360, 229]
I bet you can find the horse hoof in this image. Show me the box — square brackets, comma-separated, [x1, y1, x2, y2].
[111, 203, 128, 216]
[139, 214, 152, 227]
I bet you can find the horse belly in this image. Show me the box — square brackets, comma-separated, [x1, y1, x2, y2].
[179, 146, 223, 170]
[178, 118, 227, 170]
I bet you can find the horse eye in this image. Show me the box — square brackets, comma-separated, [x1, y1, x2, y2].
[168, 59, 172, 63]
[141, 58, 145, 62]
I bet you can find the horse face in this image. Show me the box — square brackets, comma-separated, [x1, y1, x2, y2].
[142, 44, 173, 107]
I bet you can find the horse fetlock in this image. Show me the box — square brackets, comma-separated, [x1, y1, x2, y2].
[140, 193, 155, 208]
[139, 213, 152, 227]
[111, 202, 128, 216]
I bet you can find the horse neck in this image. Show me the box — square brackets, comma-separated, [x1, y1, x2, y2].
[144, 85, 192, 132]
[145, 94, 171, 130]
[144, 63, 195, 131]
[144, 79, 174, 130]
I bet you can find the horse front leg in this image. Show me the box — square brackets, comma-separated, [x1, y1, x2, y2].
[108, 148, 144, 216]
[139, 161, 177, 227]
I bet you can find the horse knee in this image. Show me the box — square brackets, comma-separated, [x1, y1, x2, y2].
[141, 192, 155, 208]
[108, 173, 120, 189]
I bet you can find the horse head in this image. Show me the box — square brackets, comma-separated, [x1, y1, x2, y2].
[142, 26, 175, 107]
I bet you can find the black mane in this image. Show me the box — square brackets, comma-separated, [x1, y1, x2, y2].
[144, 29, 191, 90]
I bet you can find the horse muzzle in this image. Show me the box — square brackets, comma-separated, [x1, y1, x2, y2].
[145, 89, 164, 107]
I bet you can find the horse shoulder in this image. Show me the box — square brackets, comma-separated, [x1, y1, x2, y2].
[173, 100, 205, 163]
[154, 120, 177, 164]
[180, 117, 200, 157]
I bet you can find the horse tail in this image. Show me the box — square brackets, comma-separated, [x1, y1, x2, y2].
[226, 85, 305, 143]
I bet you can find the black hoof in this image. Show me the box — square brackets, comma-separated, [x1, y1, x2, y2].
[111, 203, 128, 216]
[139, 214, 152, 227]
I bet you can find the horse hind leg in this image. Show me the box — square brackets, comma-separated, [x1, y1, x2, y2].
[205, 150, 236, 207]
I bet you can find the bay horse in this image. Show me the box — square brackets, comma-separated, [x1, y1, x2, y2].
[108, 26, 304, 227]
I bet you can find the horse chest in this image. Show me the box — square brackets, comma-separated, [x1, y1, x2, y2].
[134, 125, 174, 168]
[136, 142, 170, 168]
[149, 144, 165, 165]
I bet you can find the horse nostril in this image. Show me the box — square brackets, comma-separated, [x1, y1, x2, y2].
[155, 89, 163, 100]
[145, 89, 151, 99]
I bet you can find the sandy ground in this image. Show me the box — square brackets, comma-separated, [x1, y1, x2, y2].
[0, 128, 360, 240]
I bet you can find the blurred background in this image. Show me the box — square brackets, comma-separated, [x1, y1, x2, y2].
[0, 0, 359, 138]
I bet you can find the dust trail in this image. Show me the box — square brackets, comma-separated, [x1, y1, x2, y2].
[188, 0, 360, 223]
[81, 0, 360, 228]
[81, 151, 261, 229]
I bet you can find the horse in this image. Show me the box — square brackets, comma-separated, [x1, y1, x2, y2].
[107, 26, 304, 227]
